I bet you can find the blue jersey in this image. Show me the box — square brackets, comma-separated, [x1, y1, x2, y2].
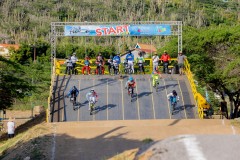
[84, 60, 90, 66]
[113, 55, 121, 64]
[67, 86, 79, 97]
[170, 96, 177, 103]
[126, 53, 134, 61]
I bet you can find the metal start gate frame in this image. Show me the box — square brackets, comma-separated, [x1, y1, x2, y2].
[50, 21, 182, 73]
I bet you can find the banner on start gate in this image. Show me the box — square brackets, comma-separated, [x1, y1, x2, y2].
[64, 24, 171, 36]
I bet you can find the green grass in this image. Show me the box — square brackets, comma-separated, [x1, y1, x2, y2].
[12, 100, 48, 110]
[0, 132, 27, 157]
[142, 138, 153, 144]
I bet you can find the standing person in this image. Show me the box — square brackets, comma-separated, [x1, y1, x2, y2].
[113, 52, 121, 75]
[7, 117, 15, 138]
[152, 52, 159, 72]
[136, 52, 145, 74]
[82, 55, 91, 75]
[177, 52, 187, 75]
[64, 56, 73, 75]
[95, 53, 105, 74]
[126, 50, 135, 73]
[107, 55, 114, 75]
[160, 50, 171, 74]
[71, 52, 78, 75]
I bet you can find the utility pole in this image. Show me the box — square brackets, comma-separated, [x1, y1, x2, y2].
[34, 45, 36, 63]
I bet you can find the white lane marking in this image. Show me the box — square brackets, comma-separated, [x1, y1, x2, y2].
[107, 79, 109, 120]
[177, 78, 187, 119]
[121, 80, 125, 120]
[78, 80, 81, 121]
[231, 125, 236, 135]
[181, 135, 207, 160]
[149, 78, 156, 119]
[135, 79, 141, 120]
[51, 123, 56, 160]
[93, 79, 95, 121]
[163, 79, 171, 118]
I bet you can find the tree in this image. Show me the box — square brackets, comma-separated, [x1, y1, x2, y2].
[207, 57, 240, 118]
[0, 56, 34, 110]
[185, 25, 240, 118]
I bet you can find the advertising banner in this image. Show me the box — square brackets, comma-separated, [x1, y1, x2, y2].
[64, 24, 171, 36]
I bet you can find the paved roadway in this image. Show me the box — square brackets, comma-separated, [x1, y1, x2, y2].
[50, 74, 196, 122]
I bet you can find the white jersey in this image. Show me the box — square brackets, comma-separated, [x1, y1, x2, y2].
[167, 93, 180, 101]
[65, 59, 73, 67]
[71, 56, 78, 63]
[7, 121, 15, 134]
[152, 55, 159, 63]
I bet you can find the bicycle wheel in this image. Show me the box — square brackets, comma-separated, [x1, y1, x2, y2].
[75, 69, 78, 75]
[171, 103, 176, 115]
[128, 68, 133, 74]
[98, 67, 102, 75]
[67, 67, 71, 75]
[90, 103, 94, 115]
[155, 81, 159, 92]
[124, 68, 127, 74]
[110, 67, 114, 75]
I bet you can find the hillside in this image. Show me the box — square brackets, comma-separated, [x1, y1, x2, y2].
[0, 0, 239, 44]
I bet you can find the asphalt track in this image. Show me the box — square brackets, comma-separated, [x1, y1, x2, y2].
[50, 74, 196, 122]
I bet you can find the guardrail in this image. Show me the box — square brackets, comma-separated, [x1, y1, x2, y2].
[184, 59, 210, 119]
[47, 58, 56, 123]
[55, 58, 178, 75]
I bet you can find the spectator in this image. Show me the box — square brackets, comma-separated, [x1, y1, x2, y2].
[160, 50, 171, 74]
[152, 52, 159, 72]
[95, 53, 105, 74]
[113, 52, 121, 75]
[136, 52, 145, 74]
[82, 55, 91, 75]
[177, 52, 187, 75]
[107, 55, 114, 74]
[7, 117, 15, 138]
[64, 56, 73, 75]
[113, 52, 121, 65]
[71, 52, 78, 75]
[125, 50, 135, 73]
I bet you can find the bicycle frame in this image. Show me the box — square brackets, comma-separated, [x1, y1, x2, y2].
[138, 63, 144, 73]
[128, 87, 134, 101]
[154, 79, 160, 92]
[171, 102, 177, 114]
[89, 100, 95, 115]
[70, 93, 76, 106]
[66, 66, 72, 75]
[124, 63, 133, 74]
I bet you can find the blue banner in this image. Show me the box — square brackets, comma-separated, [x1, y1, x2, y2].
[64, 24, 171, 36]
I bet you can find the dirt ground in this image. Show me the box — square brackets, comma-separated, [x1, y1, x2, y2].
[54, 119, 240, 160]
[0, 110, 52, 160]
[1, 110, 240, 160]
